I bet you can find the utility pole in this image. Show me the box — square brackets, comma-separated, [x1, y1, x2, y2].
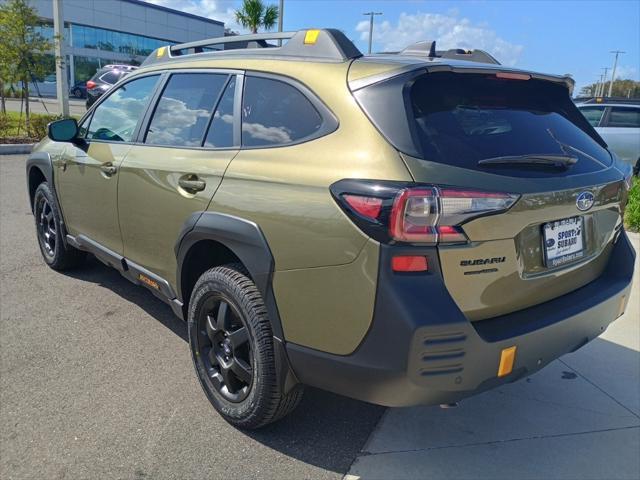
[599, 68, 609, 97]
[595, 75, 603, 97]
[607, 50, 625, 97]
[362, 11, 382, 54]
[277, 0, 284, 45]
[52, 0, 69, 116]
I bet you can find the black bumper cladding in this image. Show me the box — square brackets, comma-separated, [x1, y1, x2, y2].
[286, 230, 635, 407]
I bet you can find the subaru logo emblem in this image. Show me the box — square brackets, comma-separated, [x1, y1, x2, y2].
[576, 191, 595, 211]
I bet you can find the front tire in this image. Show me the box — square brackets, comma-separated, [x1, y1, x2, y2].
[188, 265, 303, 429]
[33, 182, 85, 270]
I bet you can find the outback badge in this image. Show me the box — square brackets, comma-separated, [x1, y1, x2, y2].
[576, 191, 595, 211]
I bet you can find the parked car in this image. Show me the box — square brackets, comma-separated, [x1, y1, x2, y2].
[577, 100, 640, 175]
[69, 81, 87, 99]
[27, 29, 635, 430]
[85, 64, 138, 108]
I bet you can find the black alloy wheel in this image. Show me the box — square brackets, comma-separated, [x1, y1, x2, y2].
[195, 295, 253, 402]
[36, 194, 56, 259]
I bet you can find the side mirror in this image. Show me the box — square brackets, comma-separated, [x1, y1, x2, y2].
[48, 118, 79, 142]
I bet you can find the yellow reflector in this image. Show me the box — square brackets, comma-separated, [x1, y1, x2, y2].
[497, 346, 517, 377]
[304, 30, 320, 45]
[157, 46, 166, 58]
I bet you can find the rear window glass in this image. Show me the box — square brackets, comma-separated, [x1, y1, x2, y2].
[409, 73, 611, 172]
[607, 107, 640, 128]
[99, 71, 122, 84]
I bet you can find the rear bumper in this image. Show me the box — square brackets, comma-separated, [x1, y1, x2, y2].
[286, 230, 635, 407]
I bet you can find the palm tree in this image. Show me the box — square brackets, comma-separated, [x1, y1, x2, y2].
[235, 0, 279, 34]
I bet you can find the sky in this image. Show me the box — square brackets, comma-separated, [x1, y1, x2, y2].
[145, 0, 640, 94]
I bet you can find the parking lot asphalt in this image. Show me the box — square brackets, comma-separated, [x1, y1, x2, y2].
[2, 153, 639, 480]
[0, 154, 384, 480]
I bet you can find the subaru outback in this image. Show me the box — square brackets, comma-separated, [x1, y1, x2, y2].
[26, 29, 635, 429]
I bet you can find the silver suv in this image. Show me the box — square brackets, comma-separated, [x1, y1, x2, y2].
[577, 101, 640, 175]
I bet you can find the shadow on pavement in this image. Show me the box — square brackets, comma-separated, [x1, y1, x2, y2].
[64, 255, 385, 474]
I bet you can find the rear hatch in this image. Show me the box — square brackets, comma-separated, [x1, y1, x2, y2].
[352, 67, 628, 321]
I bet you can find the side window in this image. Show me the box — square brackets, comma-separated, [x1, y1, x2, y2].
[145, 73, 228, 147]
[87, 75, 159, 142]
[578, 106, 605, 127]
[607, 107, 640, 128]
[204, 76, 236, 148]
[241, 76, 323, 147]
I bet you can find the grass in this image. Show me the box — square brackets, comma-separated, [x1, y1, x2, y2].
[625, 176, 640, 232]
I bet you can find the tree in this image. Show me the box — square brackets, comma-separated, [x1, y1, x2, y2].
[235, 0, 278, 34]
[579, 79, 640, 98]
[0, 0, 52, 129]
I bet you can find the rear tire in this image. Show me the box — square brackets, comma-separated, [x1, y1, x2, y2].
[33, 182, 85, 271]
[188, 265, 303, 429]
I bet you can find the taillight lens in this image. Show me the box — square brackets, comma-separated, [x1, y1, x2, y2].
[331, 180, 519, 246]
[86, 80, 96, 90]
[390, 187, 518, 244]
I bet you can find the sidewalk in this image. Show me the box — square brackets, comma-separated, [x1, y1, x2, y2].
[347, 232, 640, 480]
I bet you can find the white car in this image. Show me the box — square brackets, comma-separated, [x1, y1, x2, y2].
[577, 102, 640, 175]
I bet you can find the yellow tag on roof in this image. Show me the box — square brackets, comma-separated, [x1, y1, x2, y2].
[304, 30, 320, 45]
[157, 46, 166, 58]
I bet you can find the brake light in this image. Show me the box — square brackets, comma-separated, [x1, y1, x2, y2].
[495, 72, 531, 81]
[331, 180, 519, 245]
[86, 80, 96, 90]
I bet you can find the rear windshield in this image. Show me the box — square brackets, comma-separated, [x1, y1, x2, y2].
[409, 73, 611, 173]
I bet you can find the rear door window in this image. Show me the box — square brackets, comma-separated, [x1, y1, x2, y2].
[145, 72, 229, 147]
[204, 76, 236, 148]
[241, 76, 323, 147]
[605, 107, 640, 128]
[578, 106, 606, 127]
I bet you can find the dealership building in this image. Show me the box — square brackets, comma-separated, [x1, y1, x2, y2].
[28, 0, 225, 86]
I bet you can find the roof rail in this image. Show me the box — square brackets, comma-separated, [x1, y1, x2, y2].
[142, 29, 362, 66]
[397, 40, 500, 65]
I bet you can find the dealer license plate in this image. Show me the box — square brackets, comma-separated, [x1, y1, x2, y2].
[543, 216, 585, 267]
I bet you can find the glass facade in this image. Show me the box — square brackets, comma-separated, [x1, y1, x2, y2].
[35, 22, 172, 86]
[70, 24, 169, 57]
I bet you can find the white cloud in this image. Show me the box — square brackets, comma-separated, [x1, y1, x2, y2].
[144, 0, 242, 31]
[356, 11, 523, 66]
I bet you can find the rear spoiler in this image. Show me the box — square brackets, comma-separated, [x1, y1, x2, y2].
[349, 62, 575, 95]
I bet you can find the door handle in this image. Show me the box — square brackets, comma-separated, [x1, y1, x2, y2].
[100, 163, 117, 176]
[178, 175, 206, 192]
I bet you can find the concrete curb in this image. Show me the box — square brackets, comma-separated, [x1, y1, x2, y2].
[0, 143, 35, 155]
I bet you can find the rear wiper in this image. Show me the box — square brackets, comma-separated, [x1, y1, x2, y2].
[477, 154, 578, 169]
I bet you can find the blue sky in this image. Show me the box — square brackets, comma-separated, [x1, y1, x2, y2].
[147, 0, 639, 94]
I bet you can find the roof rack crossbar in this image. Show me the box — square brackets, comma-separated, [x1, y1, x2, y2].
[142, 29, 362, 66]
[170, 32, 295, 55]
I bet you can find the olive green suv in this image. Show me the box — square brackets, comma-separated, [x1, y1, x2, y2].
[27, 29, 635, 429]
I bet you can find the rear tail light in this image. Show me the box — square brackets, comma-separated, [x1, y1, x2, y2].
[86, 80, 96, 90]
[390, 187, 518, 244]
[331, 180, 519, 246]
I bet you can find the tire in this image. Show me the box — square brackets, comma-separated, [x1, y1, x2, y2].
[188, 265, 303, 429]
[73, 88, 81, 98]
[33, 182, 86, 271]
